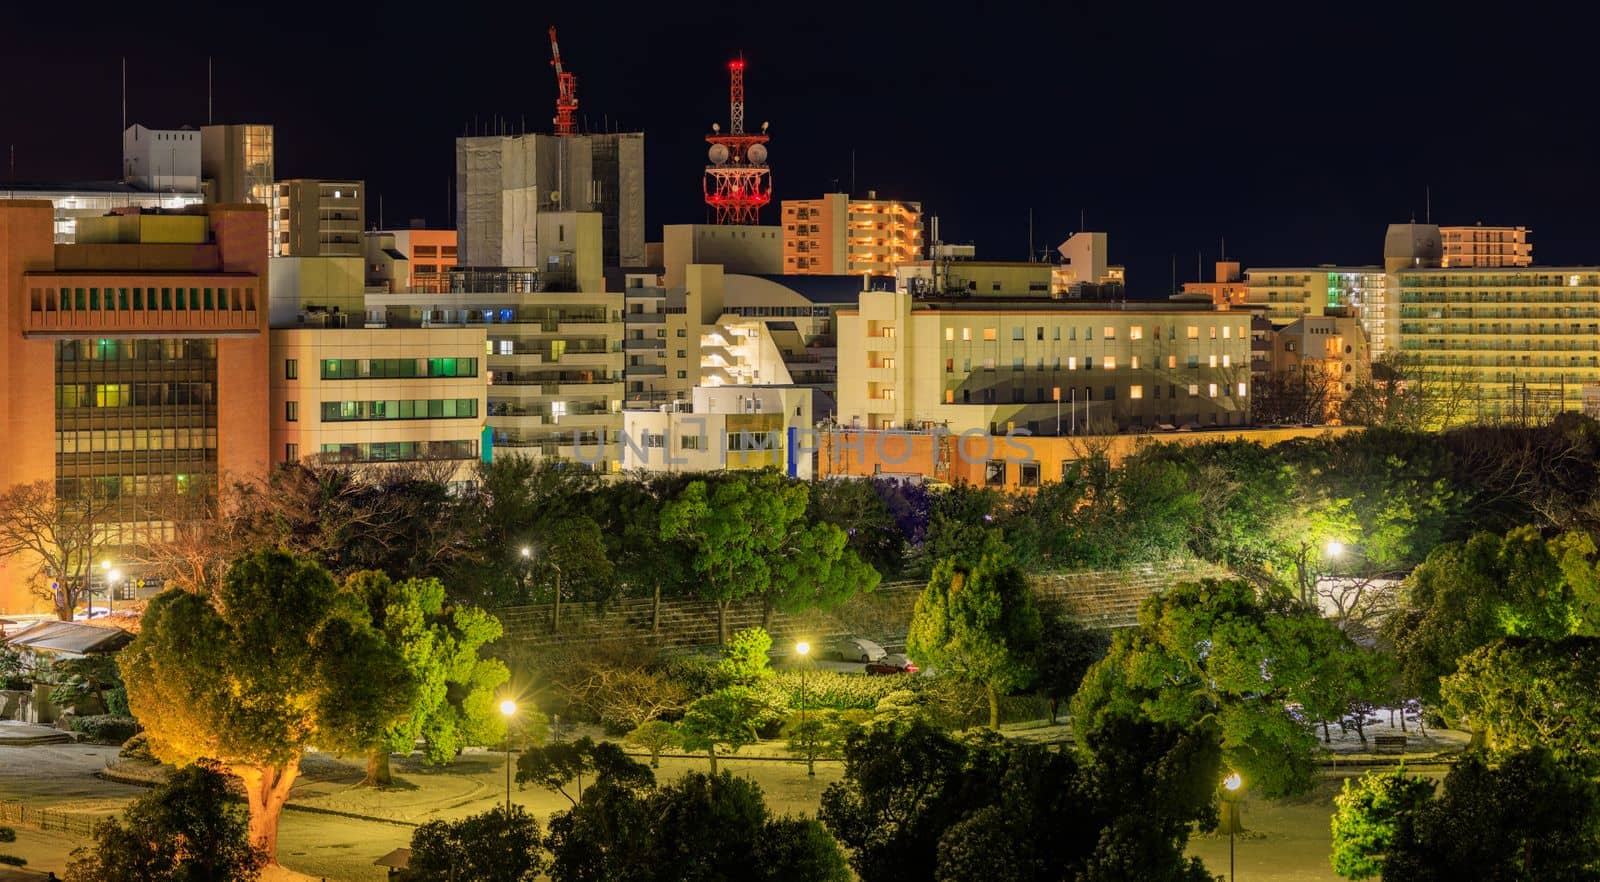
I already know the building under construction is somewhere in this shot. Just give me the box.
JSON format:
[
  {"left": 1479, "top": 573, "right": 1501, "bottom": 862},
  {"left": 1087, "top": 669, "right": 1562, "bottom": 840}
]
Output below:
[
  {"left": 455, "top": 132, "right": 645, "bottom": 269},
  {"left": 455, "top": 29, "right": 645, "bottom": 270}
]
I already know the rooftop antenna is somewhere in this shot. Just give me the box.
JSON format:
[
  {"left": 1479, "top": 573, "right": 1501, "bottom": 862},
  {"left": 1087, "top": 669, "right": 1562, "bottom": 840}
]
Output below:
[
  {"left": 1028, "top": 208, "right": 1034, "bottom": 262},
  {"left": 1426, "top": 185, "right": 1432, "bottom": 224},
  {"left": 121, "top": 57, "right": 126, "bottom": 142},
  {"left": 850, "top": 149, "right": 855, "bottom": 197},
  {"left": 208, "top": 57, "right": 213, "bottom": 125},
  {"left": 1079, "top": 208, "right": 1085, "bottom": 233},
  {"left": 1220, "top": 235, "right": 1226, "bottom": 261}
]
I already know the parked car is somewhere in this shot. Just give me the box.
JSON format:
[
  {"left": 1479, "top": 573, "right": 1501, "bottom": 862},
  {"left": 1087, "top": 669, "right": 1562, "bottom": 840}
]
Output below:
[
  {"left": 865, "top": 653, "right": 919, "bottom": 675},
  {"left": 822, "top": 636, "right": 887, "bottom": 663}
]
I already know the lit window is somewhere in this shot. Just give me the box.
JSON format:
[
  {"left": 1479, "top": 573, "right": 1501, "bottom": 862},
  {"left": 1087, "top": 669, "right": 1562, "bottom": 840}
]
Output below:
[
  {"left": 1103, "top": 326, "right": 1116, "bottom": 340},
  {"left": 1208, "top": 383, "right": 1218, "bottom": 397},
  {"left": 1187, "top": 326, "right": 1199, "bottom": 340},
  {"left": 1068, "top": 356, "right": 1077, "bottom": 370},
  {"left": 1209, "top": 355, "right": 1218, "bottom": 368},
  {"left": 1131, "top": 355, "right": 1141, "bottom": 370},
  {"left": 1167, "top": 355, "right": 1177, "bottom": 369},
  {"left": 551, "top": 401, "right": 568, "bottom": 418},
  {"left": 962, "top": 327, "right": 972, "bottom": 341},
  {"left": 1209, "top": 326, "right": 1218, "bottom": 340},
  {"left": 1222, "top": 354, "right": 1231, "bottom": 367},
  {"left": 983, "top": 327, "right": 998, "bottom": 341},
  {"left": 1129, "top": 326, "right": 1143, "bottom": 340},
  {"left": 945, "top": 327, "right": 954, "bottom": 341},
  {"left": 1103, "top": 356, "right": 1116, "bottom": 370},
  {"left": 945, "top": 389, "right": 954, "bottom": 403},
  {"left": 1222, "top": 325, "right": 1231, "bottom": 339},
  {"left": 1130, "top": 385, "right": 1143, "bottom": 399},
  {"left": 1188, "top": 384, "right": 1200, "bottom": 396},
  {"left": 1237, "top": 382, "right": 1248, "bottom": 397}
]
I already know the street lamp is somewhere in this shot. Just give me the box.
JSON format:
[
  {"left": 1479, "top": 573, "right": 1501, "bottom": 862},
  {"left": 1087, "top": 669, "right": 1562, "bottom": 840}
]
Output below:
[
  {"left": 796, "top": 641, "right": 813, "bottom": 777},
  {"left": 1325, "top": 540, "right": 1345, "bottom": 558},
  {"left": 106, "top": 569, "right": 121, "bottom": 614},
  {"left": 520, "top": 546, "right": 563, "bottom": 632},
  {"left": 500, "top": 699, "right": 517, "bottom": 813},
  {"left": 1222, "top": 771, "right": 1243, "bottom": 882}
]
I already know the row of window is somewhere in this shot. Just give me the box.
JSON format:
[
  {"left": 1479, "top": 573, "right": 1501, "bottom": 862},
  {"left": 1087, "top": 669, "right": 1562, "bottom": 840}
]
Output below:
[
  {"left": 944, "top": 354, "right": 1237, "bottom": 372},
  {"left": 58, "top": 382, "right": 214, "bottom": 408},
  {"left": 59, "top": 339, "right": 217, "bottom": 362},
  {"left": 36, "top": 286, "right": 255, "bottom": 313},
  {"left": 304, "top": 358, "right": 480, "bottom": 380},
  {"left": 943, "top": 382, "right": 1248, "bottom": 404},
  {"left": 940, "top": 323, "right": 1247, "bottom": 343},
  {"left": 57, "top": 427, "right": 217, "bottom": 454},
  {"left": 313, "top": 398, "right": 478, "bottom": 422},
  {"left": 316, "top": 439, "right": 478, "bottom": 463}
]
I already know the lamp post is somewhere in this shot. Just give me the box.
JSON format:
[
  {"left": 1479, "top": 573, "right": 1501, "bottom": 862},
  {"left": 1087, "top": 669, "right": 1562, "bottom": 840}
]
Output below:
[
  {"left": 106, "top": 569, "right": 121, "bottom": 614},
  {"left": 1222, "top": 771, "right": 1243, "bottom": 882},
  {"left": 500, "top": 699, "right": 517, "bottom": 813},
  {"left": 796, "top": 641, "right": 813, "bottom": 776},
  {"left": 521, "top": 546, "right": 562, "bottom": 633}
]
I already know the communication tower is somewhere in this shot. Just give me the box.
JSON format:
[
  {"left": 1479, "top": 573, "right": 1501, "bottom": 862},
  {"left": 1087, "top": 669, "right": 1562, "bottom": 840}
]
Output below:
[{"left": 703, "top": 58, "right": 771, "bottom": 224}]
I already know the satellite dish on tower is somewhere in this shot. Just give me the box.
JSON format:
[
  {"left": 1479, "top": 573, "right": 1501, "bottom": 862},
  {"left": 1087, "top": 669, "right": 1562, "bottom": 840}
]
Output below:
[
  {"left": 746, "top": 143, "right": 767, "bottom": 164},
  {"left": 548, "top": 190, "right": 562, "bottom": 206},
  {"left": 708, "top": 143, "right": 730, "bottom": 165},
  {"left": 711, "top": 122, "right": 721, "bottom": 133}
]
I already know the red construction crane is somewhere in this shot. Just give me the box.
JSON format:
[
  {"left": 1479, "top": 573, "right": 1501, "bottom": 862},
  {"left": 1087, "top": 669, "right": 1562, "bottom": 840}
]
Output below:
[{"left": 548, "top": 26, "right": 578, "bottom": 136}]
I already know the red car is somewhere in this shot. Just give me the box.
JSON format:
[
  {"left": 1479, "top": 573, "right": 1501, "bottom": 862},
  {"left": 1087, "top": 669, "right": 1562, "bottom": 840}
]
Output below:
[{"left": 865, "top": 653, "right": 919, "bottom": 675}]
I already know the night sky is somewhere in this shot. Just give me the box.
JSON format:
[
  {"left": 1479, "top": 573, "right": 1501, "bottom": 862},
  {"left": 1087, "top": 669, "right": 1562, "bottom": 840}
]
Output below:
[{"left": 5, "top": 2, "right": 1596, "bottom": 295}]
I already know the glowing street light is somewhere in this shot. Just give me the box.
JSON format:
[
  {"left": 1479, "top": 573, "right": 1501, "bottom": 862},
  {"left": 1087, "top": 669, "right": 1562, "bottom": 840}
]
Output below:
[
  {"left": 1325, "top": 540, "right": 1345, "bottom": 557},
  {"left": 1222, "top": 772, "right": 1243, "bottom": 881},
  {"left": 500, "top": 699, "right": 517, "bottom": 812},
  {"left": 796, "top": 641, "right": 813, "bottom": 777}
]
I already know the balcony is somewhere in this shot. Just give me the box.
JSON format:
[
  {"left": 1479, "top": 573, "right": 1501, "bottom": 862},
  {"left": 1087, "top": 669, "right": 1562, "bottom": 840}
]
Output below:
[
  {"left": 623, "top": 338, "right": 666, "bottom": 350},
  {"left": 863, "top": 334, "right": 896, "bottom": 351}
]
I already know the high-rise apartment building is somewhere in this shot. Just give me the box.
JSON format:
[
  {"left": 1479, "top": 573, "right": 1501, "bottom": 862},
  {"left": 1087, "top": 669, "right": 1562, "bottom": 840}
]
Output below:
[
  {"left": 0, "top": 200, "right": 270, "bottom": 613},
  {"left": 1394, "top": 266, "right": 1600, "bottom": 422},
  {"left": 780, "top": 192, "right": 923, "bottom": 276},
  {"left": 274, "top": 180, "right": 363, "bottom": 257},
  {"left": 1440, "top": 224, "right": 1532, "bottom": 267},
  {"left": 455, "top": 133, "right": 645, "bottom": 269}
]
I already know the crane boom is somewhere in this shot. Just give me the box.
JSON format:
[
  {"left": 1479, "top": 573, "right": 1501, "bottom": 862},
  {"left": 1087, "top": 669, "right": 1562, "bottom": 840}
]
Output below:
[{"left": 548, "top": 26, "right": 578, "bottom": 136}]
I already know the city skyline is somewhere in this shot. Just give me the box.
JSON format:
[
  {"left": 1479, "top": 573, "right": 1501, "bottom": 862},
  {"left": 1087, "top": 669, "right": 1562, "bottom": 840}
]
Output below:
[{"left": 6, "top": 2, "right": 1596, "bottom": 292}]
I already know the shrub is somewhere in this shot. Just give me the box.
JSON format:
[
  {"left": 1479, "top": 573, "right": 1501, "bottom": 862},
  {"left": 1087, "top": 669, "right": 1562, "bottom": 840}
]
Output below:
[
  {"left": 70, "top": 714, "right": 137, "bottom": 745},
  {"left": 103, "top": 687, "right": 129, "bottom": 717},
  {"left": 118, "top": 732, "right": 154, "bottom": 761},
  {"left": 770, "top": 670, "right": 908, "bottom": 711}
]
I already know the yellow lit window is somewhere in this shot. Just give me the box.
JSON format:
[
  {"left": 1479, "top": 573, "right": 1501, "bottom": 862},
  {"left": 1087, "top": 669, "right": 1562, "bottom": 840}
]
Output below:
[
  {"left": 1130, "top": 385, "right": 1144, "bottom": 399},
  {"left": 1237, "top": 382, "right": 1248, "bottom": 396},
  {"left": 945, "top": 389, "right": 954, "bottom": 403},
  {"left": 983, "top": 327, "right": 997, "bottom": 341},
  {"left": 1187, "top": 326, "right": 1200, "bottom": 340},
  {"left": 1222, "top": 325, "right": 1231, "bottom": 339},
  {"left": 945, "top": 327, "right": 954, "bottom": 341},
  {"left": 1129, "top": 326, "right": 1143, "bottom": 340},
  {"left": 1103, "top": 356, "right": 1116, "bottom": 370},
  {"left": 1131, "top": 355, "right": 1141, "bottom": 369},
  {"left": 1209, "top": 355, "right": 1218, "bottom": 368},
  {"left": 1103, "top": 326, "right": 1116, "bottom": 340},
  {"left": 1208, "top": 383, "right": 1219, "bottom": 397},
  {"left": 962, "top": 327, "right": 972, "bottom": 341},
  {"left": 1222, "top": 355, "right": 1231, "bottom": 367},
  {"left": 1167, "top": 355, "right": 1177, "bottom": 369},
  {"left": 1068, "top": 356, "right": 1078, "bottom": 370}
]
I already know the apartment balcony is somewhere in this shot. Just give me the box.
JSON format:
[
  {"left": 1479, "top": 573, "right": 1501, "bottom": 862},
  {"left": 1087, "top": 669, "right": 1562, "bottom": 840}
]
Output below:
[
  {"left": 863, "top": 334, "right": 896, "bottom": 351},
  {"left": 625, "top": 364, "right": 667, "bottom": 377},
  {"left": 624, "top": 338, "right": 666, "bottom": 350},
  {"left": 624, "top": 312, "right": 666, "bottom": 324},
  {"left": 864, "top": 396, "right": 897, "bottom": 414}
]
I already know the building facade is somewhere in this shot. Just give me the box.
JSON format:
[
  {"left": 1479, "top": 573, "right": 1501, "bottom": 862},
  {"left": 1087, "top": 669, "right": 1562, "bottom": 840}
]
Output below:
[
  {"left": 1394, "top": 266, "right": 1600, "bottom": 422},
  {"left": 1265, "top": 314, "right": 1370, "bottom": 421},
  {"left": 836, "top": 292, "right": 1253, "bottom": 436},
  {"left": 275, "top": 180, "right": 364, "bottom": 257},
  {"left": 365, "top": 229, "right": 458, "bottom": 292},
  {"left": 270, "top": 327, "right": 487, "bottom": 483},
  {"left": 0, "top": 201, "right": 270, "bottom": 612},
  {"left": 455, "top": 133, "right": 645, "bottom": 269},
  {"left": 1440, "top": 224, "right": 1532, "bottom": 268},
  {"left": 122, "top": 125, "right": 202, "bottom": 193},
  {"left": 620, "top": 385, "right": 813, "bottom": 477},
  {"left": 1243, "top": 267, "right": 1392, "bottom": 359},
  {"left": 781, "top": 192, "right": 923, "bottom": 276}
]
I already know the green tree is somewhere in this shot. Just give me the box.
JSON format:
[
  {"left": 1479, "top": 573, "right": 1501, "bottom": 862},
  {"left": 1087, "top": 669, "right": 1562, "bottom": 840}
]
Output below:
[
  {"left": 808, "top": 477, "right": 906, "bottom": 578},
  {"left": 678, "top": 686, "right": 767, "bottom": 774},
  {"left": 518, "top": 737, "right": 653, "bottom": 805},
  {"left": 407, "top": 805, "right": 545, "bottom": 882},
  {"left": 1440, "top": 636, "right": 1600, "bottom": 757},
  {"left": 46, "top": 655, "right": 122, "bottom": 714},
  {"left": 1388, "top": 527, "right": 1600, "bottom": 704},
  {"left": 0, "top": 828, "right": 20, "bottom": 868},
  {"left": 661, "top": 473, "right": 874, "bottom": 643},
  {"left": 119, "top": 551, "right": 412, "bottom": 862},
  {"left": 1072, "top": 579, "right": 1357, "bottom": 798},
  {"left": 423, "top": 602, "right": 514, "bottom": 758},
  {"left": 718, "top": 626, "right": 774, "bottom": 687},
  {"left": 1329, "top": 766, "right": 1437, "bottom": 880},
  {"left": 625, "top": 720, "right": 681, "bottom": 768},
  {"left": 1375, "top": 750, "right": 1600, "bottom": 882},
  {"left": 907, "top": 533, "right": 1042, "bottom": 728},
  {"left": 1033, "top": 606, "right": 1110, "bottom": 724},
  {"left": 63, "top": 763, "right": 266, "bottom": 882}
]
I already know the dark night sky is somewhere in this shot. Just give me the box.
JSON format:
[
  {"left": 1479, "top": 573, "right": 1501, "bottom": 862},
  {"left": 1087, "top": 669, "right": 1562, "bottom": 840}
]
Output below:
[{"left": 3, "top": 1, "right": 1595, "bottom": 295}]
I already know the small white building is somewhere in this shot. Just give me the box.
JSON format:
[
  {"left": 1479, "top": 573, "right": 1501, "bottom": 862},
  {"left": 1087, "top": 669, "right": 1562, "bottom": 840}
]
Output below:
[
  {"left": 122, "top": 124, "right": 203, "bottom": 193},
  {"left": 621, "top": 385, "right": 813, "bottom": 478}
]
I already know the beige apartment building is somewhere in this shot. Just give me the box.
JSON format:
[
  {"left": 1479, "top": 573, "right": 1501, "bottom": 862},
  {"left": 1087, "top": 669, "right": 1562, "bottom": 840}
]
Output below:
[
  {"left": 1243, "top": 267, "right": 1392, "bottom": 359},
  {"left": 837, "top": 292, "right": 1253, "bottom": 435},
  {"left": 1395, "top": 266, "right": 1600, "bottom": 422},
  {"left": 620, "top": 385, "right": 813, "bottom": 477},
  {"left": 1440, "top": 224, "right": 1532, "bottom": 267},
  {"left": 1266, "top": 315, "right": 1370, "bottom": 421},
  {"left": 781, "top": 193, "right": 923, "bottom": 276},
  {"left": 271, "top": 327, "right": 487, "bottom": 483}
]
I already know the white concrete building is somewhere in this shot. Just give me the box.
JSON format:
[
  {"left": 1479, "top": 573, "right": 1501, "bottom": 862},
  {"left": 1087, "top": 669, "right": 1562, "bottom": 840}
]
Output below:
[{"left": 620, "top": 385, "right": 813, "bottom": 477}]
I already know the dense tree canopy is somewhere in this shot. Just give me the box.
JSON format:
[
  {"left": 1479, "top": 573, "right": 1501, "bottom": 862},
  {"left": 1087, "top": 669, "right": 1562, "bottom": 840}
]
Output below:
[{"left": 120, "top": 550, "right": 413, "bottom": 861}]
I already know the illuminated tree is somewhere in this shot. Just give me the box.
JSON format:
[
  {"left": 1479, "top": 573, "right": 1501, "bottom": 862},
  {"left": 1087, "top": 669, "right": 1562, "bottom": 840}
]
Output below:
[
  {"left": 119, "top": 551, "right": 411, "bottom": 862},
  {"left": 0, "top": 480, "right": 117, "bottom": 620}
]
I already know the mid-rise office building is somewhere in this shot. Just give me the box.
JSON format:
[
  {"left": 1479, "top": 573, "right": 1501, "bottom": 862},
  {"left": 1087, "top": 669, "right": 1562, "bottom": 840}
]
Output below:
[
  {"left": 781, "top": 192, "right": 923, "bottom": 276},
  {"left": 837, "top": 291, "right": 1253, "bottom": 435},
  {"left": 365, "top": 229, "right": 458, "bottom": 293},
  {"left": 0, "top": 201, "right": 270, "bottom": 612},
  {"left": 1242, "top": 266, "right": 1392, "bottom": 359},
  {"left": 1440, "top": 224, "right": 1532, "bottom": 268},
  {"left": 200, "top": 124, "right": 274, "bottom": 206},
  {"left": 455, "top": 132, "right": 645, "bottom": 269},
  {"left": 275, "top": 179, "right": 363, "bottom": 257}
]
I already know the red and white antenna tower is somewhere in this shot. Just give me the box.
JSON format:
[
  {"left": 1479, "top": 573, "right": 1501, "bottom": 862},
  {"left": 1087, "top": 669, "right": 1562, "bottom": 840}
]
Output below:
[
  {"left": 549, "top": 26, "right": 578, "bottom": 136},
  {"left": 703, "top": 57, "right": 771, "bottom": 224}
]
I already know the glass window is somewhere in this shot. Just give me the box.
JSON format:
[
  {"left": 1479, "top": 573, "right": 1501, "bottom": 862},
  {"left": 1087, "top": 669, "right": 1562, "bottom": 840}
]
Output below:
[
  {"left": 983, "top": 327, "right": 997, "bottom": 341},
  {"left": 285, "top": 359, "right": 298, "bottom": 380},
  {"left": 1130, "top": 385, "right": 1143, "bottom": 399},
  {"left": 1020, "top": 462, "right": 1040, "bottom": 488},
  {"left": 985, "top": 460, "right": 1007, "bottom": 487},
  {"left": 1187, "top": 326, "right": 1199, "bottom": 340},
  {"left": 1103, "top": 326, "right": 1116, "bottom": 340},
  {"left": 1102, "top": 356, "right": 1116, "bottom": 370},
  {"left": 1129, "top": 326, "right": 1143, "bottom": 340},
  {"left": 285, "top": 401, "right": 298, "bottom": 422}
]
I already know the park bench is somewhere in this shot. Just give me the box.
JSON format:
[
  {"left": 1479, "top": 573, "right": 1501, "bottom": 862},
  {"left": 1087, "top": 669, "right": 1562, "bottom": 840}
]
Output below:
[{"left": 1374, "top": 735, "right": 1406, "bottom": 755}]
